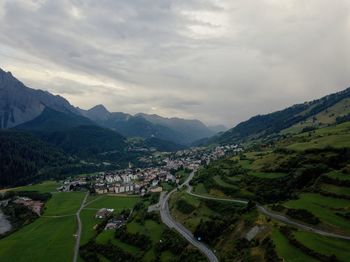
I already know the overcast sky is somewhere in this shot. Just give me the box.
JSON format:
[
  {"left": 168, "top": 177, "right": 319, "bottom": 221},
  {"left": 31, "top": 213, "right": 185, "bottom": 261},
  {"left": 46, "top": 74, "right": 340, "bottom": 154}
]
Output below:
[{"left": 0, "top": 0, "right": 349, "bottom": 126}]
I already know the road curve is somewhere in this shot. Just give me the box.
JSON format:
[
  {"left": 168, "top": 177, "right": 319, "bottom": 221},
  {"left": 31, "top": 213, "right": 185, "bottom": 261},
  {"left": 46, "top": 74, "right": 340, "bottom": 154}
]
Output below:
[
  {"left": 185, "top": 173, "right": 350, "bottom": 241},
  {"left": 73, "top": 192, "right": 89, "bottom": 262},
  {"left": 160, "top": 189, "right": 219, "bottom": 262}
]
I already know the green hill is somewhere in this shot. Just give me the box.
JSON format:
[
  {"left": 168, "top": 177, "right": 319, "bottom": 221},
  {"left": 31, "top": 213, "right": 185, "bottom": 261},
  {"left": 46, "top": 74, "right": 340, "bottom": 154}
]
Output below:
[{"left": 216, "top": 87, "right": 350, "bottom": 144}]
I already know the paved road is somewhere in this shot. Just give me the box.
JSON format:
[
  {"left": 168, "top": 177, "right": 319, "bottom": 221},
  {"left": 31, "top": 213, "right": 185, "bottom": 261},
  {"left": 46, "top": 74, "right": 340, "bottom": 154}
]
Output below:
[
  {"left": 185, "top": 173, "right": 350, "bottom": 241},
  {"left": 73, "top": 192, "right": 89, "bottom": 262},
  {"left": 160, "top": 188, "right": 219, "bottom": 262}
]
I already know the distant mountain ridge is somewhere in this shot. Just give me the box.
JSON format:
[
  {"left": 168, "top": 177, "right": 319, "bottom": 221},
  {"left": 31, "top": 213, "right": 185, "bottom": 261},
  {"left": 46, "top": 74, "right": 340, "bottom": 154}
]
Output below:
[
  {"left": 215, "top": 87, "right": 350, "bottom": 144},
  {"left": 0, "top": 68, "right": 218, "bottom": 145},
  {"left": 80, "top": 105, "right": 216, "bottom": 145}
]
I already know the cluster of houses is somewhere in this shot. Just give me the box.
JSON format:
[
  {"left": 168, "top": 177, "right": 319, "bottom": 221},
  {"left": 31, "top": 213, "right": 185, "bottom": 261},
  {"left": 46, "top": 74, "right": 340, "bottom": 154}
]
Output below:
[
  {"left": 95, "top": 208, "right": 128, "bottom": 230},
  {"left": 60, "top": 144, "right": 241, "bottom": 196}
]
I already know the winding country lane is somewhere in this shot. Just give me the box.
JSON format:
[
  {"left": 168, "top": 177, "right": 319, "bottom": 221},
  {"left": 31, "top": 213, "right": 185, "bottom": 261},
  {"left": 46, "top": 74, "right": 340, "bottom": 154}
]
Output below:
[
  {"left": 185, "top": 172, "right": 350, "bottom": 241},
  {"left": 73, "top": 192, "right": 89, "bottom": 262}
]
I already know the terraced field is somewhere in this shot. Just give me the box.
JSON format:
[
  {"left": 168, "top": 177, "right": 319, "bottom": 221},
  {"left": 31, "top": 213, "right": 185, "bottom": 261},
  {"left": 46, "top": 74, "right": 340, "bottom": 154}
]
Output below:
[{"left": 284, "top": 193, "right": 350, "bottom": 234}]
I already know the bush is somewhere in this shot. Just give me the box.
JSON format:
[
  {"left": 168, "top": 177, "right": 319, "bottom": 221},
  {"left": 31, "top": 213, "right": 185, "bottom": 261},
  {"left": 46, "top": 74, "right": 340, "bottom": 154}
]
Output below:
[
  {"left": 176, "top": 199, "right": 195, "bottom": 214},
  {"left": 115, "top": 227, "right": 151, "bottom": 250},
  {"left": 286, "top": 208, "right": 320, "bottom": 225}
]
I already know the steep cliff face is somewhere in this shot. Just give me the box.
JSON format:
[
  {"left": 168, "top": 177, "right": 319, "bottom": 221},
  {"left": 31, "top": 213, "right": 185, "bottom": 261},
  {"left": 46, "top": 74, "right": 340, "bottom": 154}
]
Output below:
[{"left": 0, "top": 68, "right": 80, "bottom": 128}]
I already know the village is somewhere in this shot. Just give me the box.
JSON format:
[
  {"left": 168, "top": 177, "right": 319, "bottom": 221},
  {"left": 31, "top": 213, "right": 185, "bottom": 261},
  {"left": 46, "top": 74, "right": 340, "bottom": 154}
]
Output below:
[{"left": 59, "top": 144, "right": 242, "bottom": 196}]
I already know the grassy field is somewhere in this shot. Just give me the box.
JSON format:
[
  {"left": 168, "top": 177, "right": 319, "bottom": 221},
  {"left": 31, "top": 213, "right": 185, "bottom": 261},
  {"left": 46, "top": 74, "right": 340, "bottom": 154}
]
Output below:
[
  {"left": 320, "top": 183, "right": 350, "bottom": 196},
  {"left": 44, "top": 192, "right": 86, "bottom": 216},
  {"left": 0, "top": 215, "right": 77, "bottom": 262},
  {"left": 193, "top": 183, "right": 209, "bottom": 195},
  {"left": 0, "top": 188, "right": 86, "bottom": 262},
  {"left": 284, "top": 193, "right": 350, "bottom": 233},
  {"left": 326, "top": 170, "right": 350, "bottom": 181},
  {"left": 80, "top": 209, "right": 99, "bottom": 245},
  {"left": 271, "top": 228, "right": 316, "bottom": 262},
  {"left": 127, "top": 219, "right": 165, "bottom": 243},
  {"left": 288, "top": 133, "right": 350, "bottom": 150},
  {"left": 8, "top": 181, "right": 60, "bottom": 193},
  {"left": 294, "top": 231, "right": 350, "bottom": 262},
  {"left": 84, "top": 195, "right": 140, "bottom": 211}
]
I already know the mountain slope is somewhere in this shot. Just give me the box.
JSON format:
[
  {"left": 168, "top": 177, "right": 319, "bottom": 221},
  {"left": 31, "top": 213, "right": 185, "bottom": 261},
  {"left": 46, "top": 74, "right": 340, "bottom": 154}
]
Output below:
[
  {"left": 0, "top": 130, "right": 69, "bottom": 187},
  {"left": 16, "top": 107, "right": 94, "bottom": 132},
  {"left": 0, "top": 68, "right": 81, "bottom": 128},
  {"left": 82, "top": 109, "right": 192, "bottom": 145},
  {"left": 216, "top": 87, "right": 350, "bottom": 144},
  {"left": 136, "top": 113, "right": 215, "bottom": 143},
  {"left": 144, "top": 137, "right": 186, "bottom": 152},
  {"left": 79, "top": 104, "right": 111, "bottom": 122},
  {"left": 39, "top": 125, "right": 127, "bottom": 158},
  {"left": 15, "top": 107, "right": 127, "bottom": 158}
]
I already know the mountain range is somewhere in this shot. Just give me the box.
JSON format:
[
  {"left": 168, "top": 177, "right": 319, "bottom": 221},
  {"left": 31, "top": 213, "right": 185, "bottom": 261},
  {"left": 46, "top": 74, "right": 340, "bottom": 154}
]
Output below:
[
  {"left": 1, "top": 67, "right": 350, "bottom": 188},
  {"left": 0, "top": 68, "right": 218, "bottom": 147}
]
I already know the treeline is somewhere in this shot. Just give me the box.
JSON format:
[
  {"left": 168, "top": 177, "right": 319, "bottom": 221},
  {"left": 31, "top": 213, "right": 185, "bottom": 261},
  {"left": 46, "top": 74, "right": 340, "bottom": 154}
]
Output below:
[
  {"left": 0, "top": 190, "right": 52, "bottom": 202},
  {"left": 286, "top": 208, "right": 320, "bottom": 225},
  {"left": 155, "top": 229, "right": 206, "bottom": 262},
  {"left": 336, "top": 113, "right": 350, "bottom": 124},
  {"left": 176, "top": 199, "right": 196, "bottom": 214},
  {"left": 80, "top": 240, "right": 139, "bottom": 262},
  {"left": 115, "top": 227, "right": 151, "bottom": 250},
  {"left": 194, "top": 216, "right": 235, "bottom": 245},
  {"left": 320, "top": 175, "right": 350, "bottom": 187}
]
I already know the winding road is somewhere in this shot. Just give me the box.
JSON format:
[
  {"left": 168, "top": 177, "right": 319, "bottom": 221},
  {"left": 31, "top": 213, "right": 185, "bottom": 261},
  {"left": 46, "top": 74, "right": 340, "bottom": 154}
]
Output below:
[
  {"left": 160, "top": 171, "right": 350, "bottom": 262},
  {"left": 185, "top": 172, "right": 350, "bottom": 241},
  {"left": 160, "top": 188, "right": 219, "bottom": 262},
  {"left": 73, "top": 192, "right": 89, "bottom": 262}
]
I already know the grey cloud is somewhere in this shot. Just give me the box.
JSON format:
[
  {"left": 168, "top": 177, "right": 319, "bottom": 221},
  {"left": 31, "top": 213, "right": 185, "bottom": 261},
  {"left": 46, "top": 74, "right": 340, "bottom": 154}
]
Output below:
[{"left": 0, "top": 0, "right": 349, "bottom": 125}]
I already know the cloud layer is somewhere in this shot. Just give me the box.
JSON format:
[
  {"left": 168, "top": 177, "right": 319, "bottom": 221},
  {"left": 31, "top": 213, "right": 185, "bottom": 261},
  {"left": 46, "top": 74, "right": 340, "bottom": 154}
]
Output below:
[{"left": 0, "top": 0, "right": 349, "bottom": 126}]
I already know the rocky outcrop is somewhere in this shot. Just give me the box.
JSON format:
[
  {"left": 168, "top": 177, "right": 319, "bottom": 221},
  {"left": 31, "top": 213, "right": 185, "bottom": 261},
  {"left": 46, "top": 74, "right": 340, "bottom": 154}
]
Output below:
[{"left": 0, "top": 68, "right": 80, "bottom": 128}]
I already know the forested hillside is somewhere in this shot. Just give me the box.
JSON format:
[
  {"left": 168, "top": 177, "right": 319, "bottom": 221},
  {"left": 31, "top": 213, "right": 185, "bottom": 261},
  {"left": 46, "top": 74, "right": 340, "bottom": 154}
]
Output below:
[
  {"left": 15, "top": 107, "right": 127, "bottom": 159},
  {"left": 0, "top": 131, "right": 69, "bottom": 187}
]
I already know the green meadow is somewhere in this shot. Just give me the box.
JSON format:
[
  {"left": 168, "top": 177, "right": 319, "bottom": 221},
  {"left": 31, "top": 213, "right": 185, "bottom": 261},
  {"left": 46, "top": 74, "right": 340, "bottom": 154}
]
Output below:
[
  {"left": 0, "top": 216, "right": 77, "bottom": 262},
  {"left": 0, "top": 188, "right": 83, "bottom": 262},
  {"left": 44, "top": 192, "right": 86, "bottom": 216},
  {"left": 84, "top": 195, "right": 140, "bottom": 211},
  {"left": 11, "top": 180, "right": 60, "bottom": 193}
]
